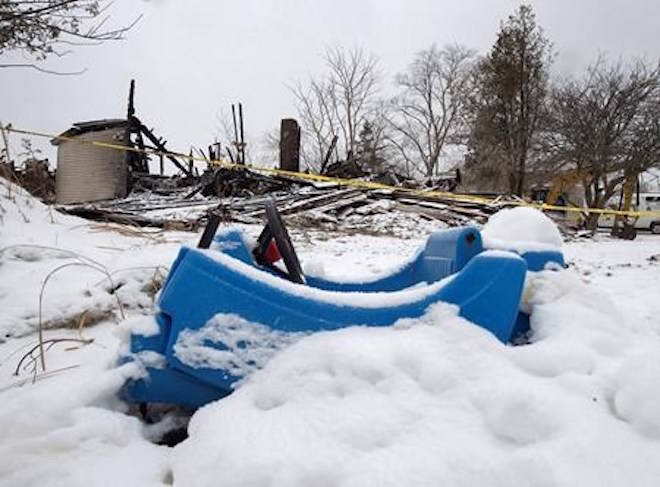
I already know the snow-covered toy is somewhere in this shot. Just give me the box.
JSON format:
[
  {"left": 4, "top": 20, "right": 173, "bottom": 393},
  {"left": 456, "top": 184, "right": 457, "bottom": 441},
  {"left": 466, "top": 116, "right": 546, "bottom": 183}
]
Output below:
[
  {"left": 121, "top": 203, "right": 563, "bottom": 409},
  {"left": 481, "top": 206, "right": 565, "bottom": 272}
]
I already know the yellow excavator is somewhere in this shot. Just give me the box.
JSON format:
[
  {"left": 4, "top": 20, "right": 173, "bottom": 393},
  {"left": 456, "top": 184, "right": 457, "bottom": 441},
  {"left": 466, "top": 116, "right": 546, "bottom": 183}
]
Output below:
[
  {"left": 544, "top": 169, "right": 593, "bottom": 208},
  {"left": 540, "top": 169, "right": 593, "bottom": 227},
  {"left": 543, "top": 169, "right": 638, "bottom": 240}
]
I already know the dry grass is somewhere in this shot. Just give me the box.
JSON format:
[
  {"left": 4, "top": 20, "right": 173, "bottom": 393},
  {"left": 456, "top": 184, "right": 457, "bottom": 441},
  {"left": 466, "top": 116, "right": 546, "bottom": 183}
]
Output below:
[
  {"left": 87, "top": 222, "right": 167, "bottom": 242},
  {"left": 0, "top": 245, "right": 125, "bottom": 373},
  {"left": 37, "top": 260, "right": 125, "bottom": 371}
]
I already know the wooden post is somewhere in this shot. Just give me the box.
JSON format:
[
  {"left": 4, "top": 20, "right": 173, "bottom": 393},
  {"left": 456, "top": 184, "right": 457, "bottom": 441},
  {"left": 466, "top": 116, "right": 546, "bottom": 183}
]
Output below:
[
  {"left": 239, "top": 102, "right": 245, "bottom": 164},
  {"left": 320, "top": 135, "right": 339, "bottom": 174},
  {"left": 198, "top": 213, "right": 221, "bottom": 249},
  {"left": 0, "top": 121, "right": 11, "bottom": 165},
  {"left": 126, "top": 82, "right": 139, "bottom": 176},
  {"left": 231, "top": 104, "right": 240, "bottom": 164},
  {"left": 159, "top": 154, "right": 164, "bottom": 176},
  {"left": 280, "top": 118, "right": 300, "bottom": 173},
  {"left": 226, "top": 147, "right": 235, "bottom": 164},
  {"left": 135, "top": 130, "right": 149, "bottom": 173},
  {"left": 127, "top": 79, "right": 136, "bottom": 118}
]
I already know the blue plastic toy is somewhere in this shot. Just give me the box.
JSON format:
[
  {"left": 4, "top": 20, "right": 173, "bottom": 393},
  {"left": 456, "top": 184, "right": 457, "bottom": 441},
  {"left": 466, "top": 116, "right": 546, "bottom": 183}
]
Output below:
[{"left": 121, "top": 205, "right": 563, "bottom": 409}]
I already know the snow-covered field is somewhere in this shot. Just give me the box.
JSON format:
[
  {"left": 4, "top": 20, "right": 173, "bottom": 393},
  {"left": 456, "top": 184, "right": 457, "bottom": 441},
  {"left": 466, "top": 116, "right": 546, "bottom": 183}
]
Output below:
[{"left": 1, "top": 177, "right": 660, "bottom": 487}]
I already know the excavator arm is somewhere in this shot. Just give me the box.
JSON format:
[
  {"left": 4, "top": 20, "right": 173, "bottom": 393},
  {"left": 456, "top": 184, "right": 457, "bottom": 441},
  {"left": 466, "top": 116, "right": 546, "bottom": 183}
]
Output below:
[{"left": 545, "top": 169, "right": 593, "bottom": 206}]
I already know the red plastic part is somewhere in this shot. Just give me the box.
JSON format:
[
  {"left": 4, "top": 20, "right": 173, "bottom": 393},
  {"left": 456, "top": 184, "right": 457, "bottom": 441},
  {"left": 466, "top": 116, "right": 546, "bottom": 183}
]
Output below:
[{"left": 264, "top": 239, "right": 282, "bottom": 264}]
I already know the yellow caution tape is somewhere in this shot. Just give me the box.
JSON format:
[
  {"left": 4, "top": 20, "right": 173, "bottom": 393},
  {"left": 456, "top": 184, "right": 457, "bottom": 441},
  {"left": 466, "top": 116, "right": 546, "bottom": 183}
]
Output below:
[{"left": 4, "top": 125, "right": 660, "bottom": 218}]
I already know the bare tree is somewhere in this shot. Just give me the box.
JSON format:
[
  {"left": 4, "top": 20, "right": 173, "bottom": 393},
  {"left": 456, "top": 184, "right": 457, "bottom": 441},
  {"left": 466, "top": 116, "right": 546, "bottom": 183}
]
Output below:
[
  {"left": 324, "top": 46, "right": 380, "bottom": 157},
  {"left": 0, "top": 1, "right": 139, "bottom": 73},
  {"left": 290, "top": 46, "right": 380, "bottom": 170},
  {"left": 260, "top": 127, "right": 281, "bottom": 168},
  {"left": 466, "top": 4, "right": 553, "bottom": 195},
  {"left": 387, "top": 44, "right": 475, "bottom": 179},
  {"left": 545, "top": 56, "right": 660, "bottom": 229},
  {"left": 289, "top": 79, "right": 336, "bottom": 171}
]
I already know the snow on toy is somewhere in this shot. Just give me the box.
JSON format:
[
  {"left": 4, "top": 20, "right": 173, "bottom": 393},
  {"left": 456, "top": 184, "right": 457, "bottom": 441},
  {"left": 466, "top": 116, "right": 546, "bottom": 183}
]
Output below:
[
  {"left": 121, "top": 203, "right": 563, "bottom": 409},
  {"left": 481, "top": 206, "right": 565, "bottom": 271}
]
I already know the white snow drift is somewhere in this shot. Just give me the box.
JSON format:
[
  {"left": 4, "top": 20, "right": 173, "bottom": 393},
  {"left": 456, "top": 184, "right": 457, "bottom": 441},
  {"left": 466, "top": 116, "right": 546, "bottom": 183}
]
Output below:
[{"left": 171, "top": 271, "right": 660, "bottom": 487}]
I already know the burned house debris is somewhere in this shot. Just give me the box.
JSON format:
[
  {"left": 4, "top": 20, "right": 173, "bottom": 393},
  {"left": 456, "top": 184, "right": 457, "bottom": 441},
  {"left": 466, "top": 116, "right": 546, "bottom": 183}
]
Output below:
[
  {"left": 0, "top": 156, "right": 55, "bottom": 203},
  {"left": 55, "top": 162, "right": 523, "bottom": 236},
  {"left": 1, "top": 80, "right": 586, "bottom": 237},
  {"left": 0, "top": 125, "right": 56, "bottom": 203},
  {"left": 52, "top": 80, "right": 196, "bottom": 206}
]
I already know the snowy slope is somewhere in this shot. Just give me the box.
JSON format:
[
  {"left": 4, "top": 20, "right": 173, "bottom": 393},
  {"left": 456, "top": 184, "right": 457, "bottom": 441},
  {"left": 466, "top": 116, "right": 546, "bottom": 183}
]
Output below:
[
  {"left": 0, "top": 178, "right": 197, "bottom": 341},
  {"left": 172, "top": 264, "right": 660, "bottom": 487},
  {"left": 1, "top": 177, "right": 660, "bottom": 487}
]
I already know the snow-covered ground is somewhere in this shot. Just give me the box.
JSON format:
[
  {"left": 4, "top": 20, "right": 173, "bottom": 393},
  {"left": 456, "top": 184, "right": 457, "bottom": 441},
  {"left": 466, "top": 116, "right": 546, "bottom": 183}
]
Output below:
[{"left": 1, "top": 177, "right": 660, "bottom": 487}]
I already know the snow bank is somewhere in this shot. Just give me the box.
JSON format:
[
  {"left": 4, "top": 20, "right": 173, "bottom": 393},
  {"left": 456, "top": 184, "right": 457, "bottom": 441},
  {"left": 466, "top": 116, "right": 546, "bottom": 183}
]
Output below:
[
  {"left": 0, "top": 324, "right": 171, "bottom": 487},
  {"left": 0, "top": 179, "right": 185, "bottom": 485},
  {"left": 0, "top": 177, "right": 189, "bottom": 340},
  {"left": 482, "top": 207, "right": 563, "bottom": 252},
  {"left": 172, "top": 272, "right": 660, "bottom": 487}
]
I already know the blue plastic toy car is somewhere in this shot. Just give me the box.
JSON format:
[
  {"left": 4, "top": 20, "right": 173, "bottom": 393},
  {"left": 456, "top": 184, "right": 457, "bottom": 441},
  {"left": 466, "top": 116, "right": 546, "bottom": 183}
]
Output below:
[{"left": 121, "top": 202, "right": 563, "bottom": 409}]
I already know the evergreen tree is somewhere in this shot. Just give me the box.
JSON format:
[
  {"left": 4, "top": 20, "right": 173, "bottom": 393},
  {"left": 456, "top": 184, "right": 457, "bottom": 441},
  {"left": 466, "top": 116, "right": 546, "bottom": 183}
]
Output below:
[
  {"left": 467, "top": 4, "right": 553, "bottom": 195},
  {"left": 356, "top": 120, "right": 385, "bottom": 173}
]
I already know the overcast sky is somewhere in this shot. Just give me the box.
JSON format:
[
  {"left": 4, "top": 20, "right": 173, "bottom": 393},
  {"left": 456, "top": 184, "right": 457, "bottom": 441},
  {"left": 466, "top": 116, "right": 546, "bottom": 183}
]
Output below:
[{"left": 2, "top": 0, "right": 659, "bottom": 166}]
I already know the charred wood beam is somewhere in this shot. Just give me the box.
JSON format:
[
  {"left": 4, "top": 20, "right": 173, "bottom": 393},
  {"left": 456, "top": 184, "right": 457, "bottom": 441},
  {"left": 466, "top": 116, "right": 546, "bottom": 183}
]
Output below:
[
  {"left": 136, "top": 118, "right": 192, "bottom": 176},
  {"left": 241, "top": 189, "right": 360, "bottom": 218},
  {"left": 134, "top": 130, "right": 149, "bottom": 173},
  {"left": 226, "top": 147, "right": 235, "bottom": 164},
  {"left": 127, "top": 79, "right": 136, "bottom": 119},
  {"left": 320, "top": 135, "right": 339, "bottom": 174},
  {"left": 239, "top": 102, "right": 245, "bottom": 164},
  {"left": 57, "top": 207, "right": 199, "bottom": 231},
  {"left": 197, "top": 213, "right": 221, "bottom": 248},
  {"left": 231, "top": 104, "right": 240, "bottom": 164}
]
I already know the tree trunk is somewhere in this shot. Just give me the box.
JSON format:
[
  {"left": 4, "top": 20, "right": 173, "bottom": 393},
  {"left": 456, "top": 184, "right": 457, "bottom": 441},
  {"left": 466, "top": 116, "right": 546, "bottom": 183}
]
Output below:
[
  {"left": 584, "top": 212, "right": 600, "bottom": 232},
  {"left": 515, "top": 153, "right": 526, "bottom": 196}
]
